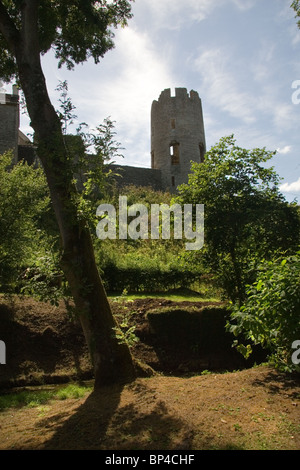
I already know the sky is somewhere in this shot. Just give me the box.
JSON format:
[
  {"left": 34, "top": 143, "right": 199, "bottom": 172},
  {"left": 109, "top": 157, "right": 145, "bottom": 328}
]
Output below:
[{"left": 18, "top": 0, "right": 300, "bottom": 201}]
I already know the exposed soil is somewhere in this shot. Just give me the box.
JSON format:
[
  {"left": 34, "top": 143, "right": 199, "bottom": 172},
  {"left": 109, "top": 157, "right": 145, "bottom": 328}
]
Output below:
[{"left": 0, "top": 295, "right": 299, "bottom": 450}]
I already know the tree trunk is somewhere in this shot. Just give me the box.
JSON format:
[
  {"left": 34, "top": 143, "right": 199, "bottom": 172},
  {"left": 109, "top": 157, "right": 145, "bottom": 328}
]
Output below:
[{"left": 14, "top": 30, "right": 135, "bottom": 388}]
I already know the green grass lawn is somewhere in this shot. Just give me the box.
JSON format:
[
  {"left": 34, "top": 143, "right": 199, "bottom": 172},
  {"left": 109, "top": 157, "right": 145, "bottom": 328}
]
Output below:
[{"left": 108, "top": 287, "right": 222, "bottom": 304}]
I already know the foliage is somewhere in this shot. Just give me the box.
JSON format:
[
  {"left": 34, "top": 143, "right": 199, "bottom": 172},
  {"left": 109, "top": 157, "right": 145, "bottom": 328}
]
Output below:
[
  {"left": 0, "top": 152, "right": 55, "bottom": 292},
  {"left": 176, "top": 135, "right": 300, "bottom": 303},
  {"left": 94, "top": 185, "right": 200, "bottom": 292},
  {"left": 73, "top": 117, "right": 125, "bottom": 224},
  {"left": 20, "top": 251, "right": 67, "bottom": 306},
  {"left": 0, "top": 0, "right": 137, "bottom": 385},
  {"left": 54, "top": 80, "right": 125, "bottom": 225},
  {"left": 100, "top": 258, "right": 201, "bottom": 292},
  {"left": 112, "top": 295, "right": 139, "bottom": 348},
  {"left": 0, "top": 0, "right": 133, "bottom": 81},
  {"left": 227, "top": 252, "right": 300, "bottom": 373},
  {"left": 55, "top": 80, "right": 78, "bottom": 134},
  {"left": 291, "top": 0, "right": 300, "bottom": 29}
]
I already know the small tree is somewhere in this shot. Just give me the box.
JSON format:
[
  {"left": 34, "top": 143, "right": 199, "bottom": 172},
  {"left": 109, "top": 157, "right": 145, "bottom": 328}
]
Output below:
[
  {"left": 227, "top": 253, "right": 300, "bottom": 373},
  {"left": 176, "top": 135, "right": 300, "bottom": 303},
  {"left": 0, "top": 151, "right": 52, "bottom": 291},
  {"left": 55, "top": 80, "right": 78, "bottom": 135}
]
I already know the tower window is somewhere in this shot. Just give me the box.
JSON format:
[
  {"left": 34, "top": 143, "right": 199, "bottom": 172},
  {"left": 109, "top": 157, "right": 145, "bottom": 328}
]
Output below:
[
  {"left": 171, "top": 118, "right": 176, "bottom": 129},
  {"left": 170, "top": 142, "right": 180, "bottom": 165},
  {"left": 172, "top": 176, "right": 175, "bottom": 187}
]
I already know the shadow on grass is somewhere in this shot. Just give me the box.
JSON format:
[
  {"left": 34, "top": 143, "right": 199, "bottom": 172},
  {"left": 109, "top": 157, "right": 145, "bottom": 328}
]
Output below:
[
  {"left": 251, "top": 368, "right": 300, "bottom": 399},
  {"left": 40, "top": 381, "right": 194, "bottom": 450}
]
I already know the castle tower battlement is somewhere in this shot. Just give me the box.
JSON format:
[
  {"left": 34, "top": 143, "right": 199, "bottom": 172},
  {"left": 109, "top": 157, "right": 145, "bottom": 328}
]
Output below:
[{"left": 151, "top": 88, "right": 206, "bottom": 191}]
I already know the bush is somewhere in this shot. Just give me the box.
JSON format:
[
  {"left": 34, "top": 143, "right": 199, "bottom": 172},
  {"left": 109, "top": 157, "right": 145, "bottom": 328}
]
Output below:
[
  {"left": 93, "top": 184, "right": 200, "bottom": 293},
  {"left": 101, "top": 260, "right": 200, "bottom": 292},
  {"left": 0, "top": 152, "right": 55, "bottom": 292},
  {"left": 227, "top": 252, "right": 300, "bottom": 373}
]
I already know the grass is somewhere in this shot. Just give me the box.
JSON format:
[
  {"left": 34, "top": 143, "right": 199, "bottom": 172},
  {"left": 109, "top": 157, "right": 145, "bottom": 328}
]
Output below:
[
  {"left": 108, "top": 286, "right": 222, "bottom": 304},
  {"left": 0, "top": 383, "right": 92, "bottom": 411}
]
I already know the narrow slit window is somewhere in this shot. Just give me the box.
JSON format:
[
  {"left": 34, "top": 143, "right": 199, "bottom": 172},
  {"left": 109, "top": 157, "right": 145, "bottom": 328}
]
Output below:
[
  {"left": 171, "top": 176, "right": 175, "bottom": 187},
  {"left": 170, "top": 143, "right": 180, "bottom": 165},
  {"left": 171, "top": 118, "right": 176, "bottom": 129}
]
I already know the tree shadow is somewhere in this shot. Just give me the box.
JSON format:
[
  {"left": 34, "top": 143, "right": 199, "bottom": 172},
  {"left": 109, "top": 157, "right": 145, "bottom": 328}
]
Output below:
[
  {"left": 40, "top": 381, "right": 194, "bottom": 450},
  {"left": 251, "top": 368, "right": 300, "bottom": 400}
]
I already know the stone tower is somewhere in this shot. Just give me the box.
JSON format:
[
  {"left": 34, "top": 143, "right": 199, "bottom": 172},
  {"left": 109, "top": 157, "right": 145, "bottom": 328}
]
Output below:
[
  {"left": 151, "top": 88, "right": 206, "bottom": 191},
  {"left": 0, "top": 83, "right": 19, "bottom": 162}
]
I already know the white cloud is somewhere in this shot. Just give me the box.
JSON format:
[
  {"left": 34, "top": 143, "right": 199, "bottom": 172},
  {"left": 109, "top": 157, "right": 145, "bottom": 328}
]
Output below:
[
  {"left": 230, "top": 0, "right": 257, "bottom": 11},
  {"left": 291, "top": 29, "right": 300, "bottom": 46},
  {"left": 251, "top": 41, "right": 275, "bottom": 83},
  {"left": 193, "top": 48, "right": 257, "bottom": 124},
  {"left": 134, "top": 0, "right": 257, "bottom": 30},
  {"left": 135, "top": 0, "right": 223, "bottom": 30},
  {"left": 66, "top": 27, "right": 175, "bottom": 166},
  {"left": 277, "top": 146, "right": 292, "bottom": 154},
  {"left": 272, "top": 103, "right": 297, "bottom": 130},
  {"left": 280, "top": 177, "right": 300, "bottom": 193}
]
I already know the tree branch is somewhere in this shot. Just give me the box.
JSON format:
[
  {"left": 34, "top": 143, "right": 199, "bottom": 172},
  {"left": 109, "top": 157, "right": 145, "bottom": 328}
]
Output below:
[{"left": 0, "top": 1, "right": 20, "bottom": 53}]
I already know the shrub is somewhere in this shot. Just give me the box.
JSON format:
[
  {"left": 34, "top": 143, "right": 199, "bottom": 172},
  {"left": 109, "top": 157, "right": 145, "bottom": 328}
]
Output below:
[{"left": 227, "top": 252, "right": 300, "bottom": 373}]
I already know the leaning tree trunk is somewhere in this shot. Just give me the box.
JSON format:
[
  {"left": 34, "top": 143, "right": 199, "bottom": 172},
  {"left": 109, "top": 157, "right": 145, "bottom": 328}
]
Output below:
[{"left": 15, "top": 38, "right": 136, "bottom": 389}]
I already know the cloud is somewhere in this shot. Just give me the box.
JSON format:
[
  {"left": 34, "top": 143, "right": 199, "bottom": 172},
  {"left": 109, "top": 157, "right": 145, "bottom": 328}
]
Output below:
[
  {"left": 230, "top": 0, "right": 257, "bottom": 11},
  {"left": 251, "top": 41, "right": 276, "bottom": 83},
  {"left": 193, "top": 48, "right": 257, "bottom": 124},
  {"left": 65, "top": 27, "right": 175, "bottom": 166},
  {"left": 135, "top": 0, "right": 223, "bottom": 30},
  {"left": 280, "top": 177, "right": 300, "bottom": 193},
  {"left": 192, "top": 45, "right": 299, "bottom": 136},
  {"left": 134, "top": 0, "right": 257, "bottom": 30},
  {"left": 277, "top": 146, "right": 292, "bottom": 154}
]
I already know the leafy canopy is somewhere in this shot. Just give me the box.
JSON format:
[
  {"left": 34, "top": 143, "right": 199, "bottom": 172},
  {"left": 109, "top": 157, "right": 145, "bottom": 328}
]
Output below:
[
  {"left": 176, "top": 135, "right": 300, "bottom": 302},
  {"left": 0, "top": 0, "right": 133, "bottom": 81},
  {"left": 0, "top": 151, "right": 54, "bottom": 291},
  {"left": 228, "top": 252, "right": 300, "bottom": 373},
  {"left": 291, "top": 0, "right": 300, "bottom": 29}
]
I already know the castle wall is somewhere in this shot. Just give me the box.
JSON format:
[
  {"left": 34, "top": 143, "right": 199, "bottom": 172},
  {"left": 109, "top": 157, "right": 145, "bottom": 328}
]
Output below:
[
  {"left": 151, "top": 88, "right": 206, "bottom": 191},
  {"left": 0, "top": 86, "right": 206, "bottom": 195},
  {"left": 110, "top": 164, "right": 162, "bottom": 191},
  {"left": 0, "top": 89, "right": 19, "bottom": 162}
]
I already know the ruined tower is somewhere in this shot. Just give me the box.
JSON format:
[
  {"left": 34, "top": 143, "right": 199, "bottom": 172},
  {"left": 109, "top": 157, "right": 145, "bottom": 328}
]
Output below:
[
  {"left": 151, "top": 88, "right": 206, "bottom": 191},
  {"left": 0, "top": 83, "right": 19, "bottom": 162}
]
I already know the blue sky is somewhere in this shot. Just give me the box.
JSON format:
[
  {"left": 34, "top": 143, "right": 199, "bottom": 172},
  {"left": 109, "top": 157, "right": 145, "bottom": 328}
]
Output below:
[{"left": 19, "top": 0, "right": 300, "bottom": 201}]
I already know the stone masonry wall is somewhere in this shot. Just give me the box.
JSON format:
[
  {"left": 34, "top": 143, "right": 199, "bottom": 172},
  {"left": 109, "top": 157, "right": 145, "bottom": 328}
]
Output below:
[
  {"left": 110, "top": 164, "right": 162, "bottom": 191},
  {"left": 0, "top": 93, "right": 19, "bottom": 162},
  {"left": 151, "top": 88, "right": 206, "bottom": 192}
]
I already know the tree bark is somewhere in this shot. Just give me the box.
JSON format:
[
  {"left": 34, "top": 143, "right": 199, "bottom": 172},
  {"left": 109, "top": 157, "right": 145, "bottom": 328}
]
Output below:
[{"left": 1, "top": 0, "right": 136, "bottom": 388}]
